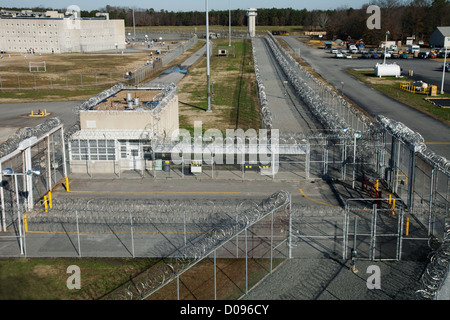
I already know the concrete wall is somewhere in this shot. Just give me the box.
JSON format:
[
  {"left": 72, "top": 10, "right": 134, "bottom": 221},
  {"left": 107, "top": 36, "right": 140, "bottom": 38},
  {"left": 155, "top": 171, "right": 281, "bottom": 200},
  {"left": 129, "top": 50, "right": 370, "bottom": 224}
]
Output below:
[{"left": 0, "top": 17, "right": 125, "bottom": 53}]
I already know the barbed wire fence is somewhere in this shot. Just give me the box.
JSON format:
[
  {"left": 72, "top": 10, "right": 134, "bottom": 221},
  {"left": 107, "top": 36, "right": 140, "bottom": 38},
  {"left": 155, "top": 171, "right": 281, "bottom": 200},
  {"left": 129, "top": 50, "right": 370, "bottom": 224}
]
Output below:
[
  {"left": 413, "top": 221, "right": 450, "bottom": 300},
  {"left": 24, "top": 191, "right": 292, "bottom": 300}
]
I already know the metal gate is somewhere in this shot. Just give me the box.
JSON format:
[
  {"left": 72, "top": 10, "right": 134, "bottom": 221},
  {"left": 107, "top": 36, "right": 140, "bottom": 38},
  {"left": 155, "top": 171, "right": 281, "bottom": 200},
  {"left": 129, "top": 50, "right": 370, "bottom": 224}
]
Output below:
[{"left": 344, "top": 198, "right": 406, "bottom": 261}]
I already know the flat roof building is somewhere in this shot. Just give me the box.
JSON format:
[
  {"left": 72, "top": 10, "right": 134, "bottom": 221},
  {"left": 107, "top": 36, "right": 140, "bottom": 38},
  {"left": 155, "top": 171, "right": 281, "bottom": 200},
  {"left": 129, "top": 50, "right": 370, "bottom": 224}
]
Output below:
[
  {"left": 0, "top": 9, "right": 125, "bottom": 53},
  {"left": 69, "top": 83, "right": 179, "bottom": 175}
]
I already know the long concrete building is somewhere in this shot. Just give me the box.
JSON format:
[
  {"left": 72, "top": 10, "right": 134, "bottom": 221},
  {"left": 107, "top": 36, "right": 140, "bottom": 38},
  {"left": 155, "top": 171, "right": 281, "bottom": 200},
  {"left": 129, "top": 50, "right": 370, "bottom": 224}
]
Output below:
[{"left": 0, "top": 9, "right": 125, "bottom": 53}]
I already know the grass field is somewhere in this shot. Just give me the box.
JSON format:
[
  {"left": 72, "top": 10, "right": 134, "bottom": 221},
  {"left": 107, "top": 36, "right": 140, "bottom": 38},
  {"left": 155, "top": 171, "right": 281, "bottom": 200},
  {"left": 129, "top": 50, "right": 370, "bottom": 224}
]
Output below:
[
  {"left": 0, "top": 40, "right": 192, "bottom": 103},
  {"left": 346, "top": 69, "right": 450, "bottom": 125},
  {"left": 0, "top": 256, "right": 283, "bottom": 300},
  {"left": 177, "top": 38, "right": 260, "bottom": 134}
]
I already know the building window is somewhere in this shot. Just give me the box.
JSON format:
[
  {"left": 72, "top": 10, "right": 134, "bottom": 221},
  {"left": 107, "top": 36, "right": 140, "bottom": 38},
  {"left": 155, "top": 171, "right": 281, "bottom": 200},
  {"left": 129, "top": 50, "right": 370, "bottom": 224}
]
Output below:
[{"left": 71, "top": 139, "right": 116, "bottom": 161}]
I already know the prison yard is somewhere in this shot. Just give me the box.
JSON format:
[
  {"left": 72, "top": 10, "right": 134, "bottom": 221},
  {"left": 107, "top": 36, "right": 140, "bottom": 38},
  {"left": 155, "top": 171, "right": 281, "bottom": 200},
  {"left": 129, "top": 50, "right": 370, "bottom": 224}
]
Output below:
[
  {"left": 0, "top": 37, "right": 194, "bottom": 102},
  {"left": 0, "top": 5, "right": 449, "bottom": 303}
]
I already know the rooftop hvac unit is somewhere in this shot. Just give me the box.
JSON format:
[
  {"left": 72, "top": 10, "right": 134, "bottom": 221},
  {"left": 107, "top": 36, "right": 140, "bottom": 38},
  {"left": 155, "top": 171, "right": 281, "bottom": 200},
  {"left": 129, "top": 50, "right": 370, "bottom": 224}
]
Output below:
[{"left": 126, "top": 93, "right": 133, "bottom": 102}]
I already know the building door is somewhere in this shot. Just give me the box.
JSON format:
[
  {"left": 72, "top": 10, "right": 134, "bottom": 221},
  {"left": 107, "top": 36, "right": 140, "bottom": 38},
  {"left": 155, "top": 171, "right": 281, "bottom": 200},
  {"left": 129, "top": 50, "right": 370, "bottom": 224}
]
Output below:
[{"left": 120, "top": 140, "right": 143, "bottom": 171}]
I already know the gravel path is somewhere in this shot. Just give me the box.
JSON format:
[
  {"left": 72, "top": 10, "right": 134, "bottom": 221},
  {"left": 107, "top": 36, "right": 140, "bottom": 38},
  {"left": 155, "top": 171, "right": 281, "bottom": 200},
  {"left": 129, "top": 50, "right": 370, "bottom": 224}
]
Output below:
[{"left": 252, "top": 37, "right": 323, "bottom": 134}]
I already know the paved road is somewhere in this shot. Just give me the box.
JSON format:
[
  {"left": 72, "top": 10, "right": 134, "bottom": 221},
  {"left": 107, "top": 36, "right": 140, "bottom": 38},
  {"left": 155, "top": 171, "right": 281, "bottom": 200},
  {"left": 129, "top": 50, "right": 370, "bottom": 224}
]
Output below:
[
  {"left": 146, "top": 44, "right": 207, "bottom": 86},
  {"left": 282, "top": 36, "right": 450, "bottom": 159},
  {"left": 0, "top": 100, "right": 82, "bottom": 143},
  {"left": 0, "top": 177, "right": 353, "bottom": 258}
]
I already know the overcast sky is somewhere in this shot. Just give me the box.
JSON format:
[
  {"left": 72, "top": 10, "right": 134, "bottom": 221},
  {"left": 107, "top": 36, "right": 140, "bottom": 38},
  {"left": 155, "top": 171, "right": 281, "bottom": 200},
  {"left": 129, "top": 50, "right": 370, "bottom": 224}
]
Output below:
[{"left": 1, "top": 0, "right": 370, "bottom": 12}]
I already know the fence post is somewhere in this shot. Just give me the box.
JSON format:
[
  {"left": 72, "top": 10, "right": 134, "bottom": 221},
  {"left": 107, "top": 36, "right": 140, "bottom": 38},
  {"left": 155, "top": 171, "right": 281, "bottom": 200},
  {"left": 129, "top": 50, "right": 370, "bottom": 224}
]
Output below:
[
  {"left": 214, "top": 250, "right": 217, "bottom": 300},
  {"left": 288, "top": 193, "right": 292, "bottom": 259},
  {"left": 130, "top": 212, "right": 135, "bottom": 258},
  {"left": 245, "top": 227, "right": 248, "bottom": 294},
  {"left": 270, "top": 209, "right": 274, "bottom": 273},
  {"left": 177, "top": 276, "right": 180, "bottom": 300},
  {"left": 407, "top": 147, "right": 416, "bottom": 210},
  {"left": 428, "top": 168, "right": 435, "bottom": 235},
  {"left": 76, "top": 211, "right": 81, "bottom": 257}
]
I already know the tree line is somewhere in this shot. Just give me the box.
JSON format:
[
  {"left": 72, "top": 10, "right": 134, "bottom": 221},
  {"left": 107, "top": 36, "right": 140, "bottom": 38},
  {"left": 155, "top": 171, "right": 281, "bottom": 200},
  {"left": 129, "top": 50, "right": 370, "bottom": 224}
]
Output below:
[
  {"left": 4, "top": 0, "right": 449, "bottom": 44},
  {"left": 101, "top": 0, "right": 450, "bottom": 44}
]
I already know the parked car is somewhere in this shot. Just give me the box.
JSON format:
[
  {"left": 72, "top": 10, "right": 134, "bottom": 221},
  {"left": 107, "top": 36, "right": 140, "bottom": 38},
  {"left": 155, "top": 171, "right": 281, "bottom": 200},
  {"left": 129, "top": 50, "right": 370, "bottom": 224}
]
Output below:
[
  {"left": 418, "top": 52, "right": 429, "bottom": 59},
  {"left": 330, "top": 48, "right": 338, "bottom": 54},
  {"left": 382, "top": 52, "right": 391, "bottom": 59},
  {"left": 335, "top": 52, "right": 344, "bottom": 58},
  {"left": 361, "top": 52, "right": 371, "bottom": 59},
  {"left": 399, "top": 53, "right": 409, "bottom": 59},
  {"left": 391, "top": 52, "right": 400, "bottom": 59},
  {"left": 429, "top": 52, "right": 437, "bottom": 59},
  {"left": 345, "top": 53, "right": 352, "bottom": 59},
  {"left": 371, "top": 53, "right": 380, "bottom": 59}
]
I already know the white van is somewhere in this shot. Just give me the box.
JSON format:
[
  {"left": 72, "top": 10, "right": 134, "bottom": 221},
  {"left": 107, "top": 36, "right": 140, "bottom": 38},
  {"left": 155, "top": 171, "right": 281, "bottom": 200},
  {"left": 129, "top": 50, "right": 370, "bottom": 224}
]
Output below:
[{"left": 408, "top": 44, "right": 420, "bottom": 54}]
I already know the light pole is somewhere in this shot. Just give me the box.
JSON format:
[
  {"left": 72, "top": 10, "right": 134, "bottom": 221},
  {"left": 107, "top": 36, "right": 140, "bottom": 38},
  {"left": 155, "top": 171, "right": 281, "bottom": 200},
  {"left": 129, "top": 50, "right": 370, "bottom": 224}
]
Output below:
[
  {"left": 229, "top": 0, "right": 232, "bottom": 47},
  {"left": 2, "top": 167, "right": 40, "bottom": 255},
  {"left": 441, "top": 38, "right": 448, "bottom": 95},
  {"left": 206, "top": 0, "right": 212, "bottom": 112},
  {"left": 383, "top": 30, "right": 390, "bottom": 65},
  {"left": 352, "top": 130, "right": 362, "bottom": 189}
]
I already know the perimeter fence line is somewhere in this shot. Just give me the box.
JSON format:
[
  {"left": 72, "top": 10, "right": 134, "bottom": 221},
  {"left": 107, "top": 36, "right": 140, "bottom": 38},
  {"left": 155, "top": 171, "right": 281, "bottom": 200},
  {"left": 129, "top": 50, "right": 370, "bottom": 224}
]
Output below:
[
  {"left": 0, "top": 71, "right": 127, "bottom": 91},
  {"left": 20, "top": 191, "right": 292, "bottom": 300},
  {"left": 251, "top": 31, "right": 449, "bottom": 239}
]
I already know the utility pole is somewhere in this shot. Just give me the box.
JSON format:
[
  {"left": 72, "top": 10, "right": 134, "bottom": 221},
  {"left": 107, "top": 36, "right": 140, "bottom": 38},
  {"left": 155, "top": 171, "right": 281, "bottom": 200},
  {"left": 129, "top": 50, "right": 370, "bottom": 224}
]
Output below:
[
  {"left": 206, "top": 0, "right": 212, "bottom": 112},
  {"left": 383, "top": 30, "right": 389, "bottom": 65},
  {"left": 441, "top": 38, "right": 448, "bottom": 95},
  {"left": 229, "top": 0, "right": 231, "bottom": 47},
  {"left": 132, "top": 9, "right": 136, "bottom": 39}
]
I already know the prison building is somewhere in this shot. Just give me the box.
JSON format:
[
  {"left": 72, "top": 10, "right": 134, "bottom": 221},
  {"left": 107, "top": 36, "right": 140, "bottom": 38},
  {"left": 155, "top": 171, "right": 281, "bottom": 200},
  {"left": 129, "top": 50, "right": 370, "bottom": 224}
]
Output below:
[
  {"left": 0, "top": 9, "right": 125, "bottom": 53},
  {"left": 69, "top": 84, "right": 179, "bottom": 175}
]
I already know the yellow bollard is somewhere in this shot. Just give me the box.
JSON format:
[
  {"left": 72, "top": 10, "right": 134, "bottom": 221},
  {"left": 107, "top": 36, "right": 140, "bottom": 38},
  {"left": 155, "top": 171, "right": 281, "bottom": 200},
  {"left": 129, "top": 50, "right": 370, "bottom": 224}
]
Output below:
[
  {"left": 388, "top": 194, "right": 392, "bottom": 205},
  {"left": 24, "top": 214, "right": 28, "bottom": 233},
  {"left": 65, "top": 177, "right": 70, "bottom": 192},
  {"left": 375, "top": 180, "right": 379, "bottom": 191},
  {"left": 392, "top": 199, "right": 396, "bottom": 215},
  {"left": 44, "top": 195, "right": 48, "bottom": 212},
  {"left": 406, "top": 218, "right": 410, "bottom": 236},
  {"left": 48, "top": 191, "right": 52, "bottom": 209}
]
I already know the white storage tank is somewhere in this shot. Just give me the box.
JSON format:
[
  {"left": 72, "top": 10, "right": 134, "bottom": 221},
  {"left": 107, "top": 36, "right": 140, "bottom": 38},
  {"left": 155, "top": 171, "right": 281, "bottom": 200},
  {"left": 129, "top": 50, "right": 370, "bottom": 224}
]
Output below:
[{"left": 374, "top": 63, "right": 401, "bottom": 77}]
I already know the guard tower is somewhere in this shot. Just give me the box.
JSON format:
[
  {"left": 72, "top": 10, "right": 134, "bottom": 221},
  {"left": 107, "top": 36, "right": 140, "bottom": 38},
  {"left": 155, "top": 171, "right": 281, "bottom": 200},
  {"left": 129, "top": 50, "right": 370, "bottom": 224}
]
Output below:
[{"left": 247, "top": 8, "right": 257, "bottom": 37}]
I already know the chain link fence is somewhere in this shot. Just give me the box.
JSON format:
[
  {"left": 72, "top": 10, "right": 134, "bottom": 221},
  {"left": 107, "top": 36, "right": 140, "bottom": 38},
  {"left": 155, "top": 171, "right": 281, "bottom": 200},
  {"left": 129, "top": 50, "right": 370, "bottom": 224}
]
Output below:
[{"left": 23, "top": 191, "right": 292, "bottom": 300}]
